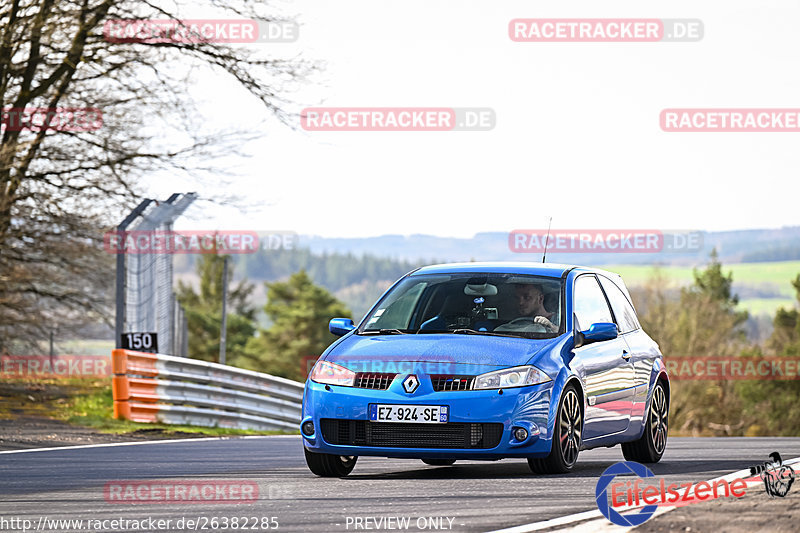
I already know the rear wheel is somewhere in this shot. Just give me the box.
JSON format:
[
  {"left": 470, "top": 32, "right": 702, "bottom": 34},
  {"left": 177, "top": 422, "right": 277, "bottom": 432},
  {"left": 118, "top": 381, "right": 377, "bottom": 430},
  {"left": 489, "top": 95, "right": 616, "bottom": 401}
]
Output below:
[
  {"left": 304, "top": 448, "right": 358, "bottom": 477},
  {"left": 622, "top": 381, "right": 668, "bottom": 463},
  {"left": 421, "top": 459, "right": 456, "bottom": 466},
  {"left": 529, "top": 385, "right": 582, "bottom": 474}
]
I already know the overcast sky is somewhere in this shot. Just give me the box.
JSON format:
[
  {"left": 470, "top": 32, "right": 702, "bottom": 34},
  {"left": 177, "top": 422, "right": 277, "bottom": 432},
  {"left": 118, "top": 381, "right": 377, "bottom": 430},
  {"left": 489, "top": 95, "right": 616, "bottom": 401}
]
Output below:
[{"left": 149, "top": 0, "right": 800, "bottom": 238}]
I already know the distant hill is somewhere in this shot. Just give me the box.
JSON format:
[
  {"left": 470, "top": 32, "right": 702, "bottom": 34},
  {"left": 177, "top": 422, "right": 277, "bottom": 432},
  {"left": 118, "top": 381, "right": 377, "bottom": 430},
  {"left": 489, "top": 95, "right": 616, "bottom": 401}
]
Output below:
[{"left": 299, "top": 227, "right": 800, "bottom": 266}]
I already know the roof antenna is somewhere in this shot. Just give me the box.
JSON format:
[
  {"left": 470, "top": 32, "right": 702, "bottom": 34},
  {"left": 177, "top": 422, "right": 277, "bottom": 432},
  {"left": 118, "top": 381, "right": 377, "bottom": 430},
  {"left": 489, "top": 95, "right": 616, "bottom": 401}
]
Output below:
[{"left": 542, "top": 216, "right": 553, "bottom": 263}]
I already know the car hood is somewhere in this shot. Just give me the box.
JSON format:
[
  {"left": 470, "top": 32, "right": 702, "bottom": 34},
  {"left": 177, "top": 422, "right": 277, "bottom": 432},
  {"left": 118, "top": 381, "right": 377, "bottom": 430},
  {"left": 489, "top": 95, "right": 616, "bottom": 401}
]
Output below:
[{"left": 323, "top": 333, "right": 560, "bottom": 375}]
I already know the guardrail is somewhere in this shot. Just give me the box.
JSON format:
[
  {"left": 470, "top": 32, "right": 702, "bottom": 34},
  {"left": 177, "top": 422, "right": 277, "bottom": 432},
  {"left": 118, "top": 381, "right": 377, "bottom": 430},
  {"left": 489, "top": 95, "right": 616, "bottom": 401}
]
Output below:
[{"left": 111, "top": 349, "right": 304, "bottom": 431}]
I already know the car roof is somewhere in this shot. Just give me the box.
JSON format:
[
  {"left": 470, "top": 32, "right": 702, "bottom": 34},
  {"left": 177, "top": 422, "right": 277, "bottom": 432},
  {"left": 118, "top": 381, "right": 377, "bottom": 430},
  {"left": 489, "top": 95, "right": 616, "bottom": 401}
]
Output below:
[{"left": 411, "top": 261, "right": 614, "bottom": 278}]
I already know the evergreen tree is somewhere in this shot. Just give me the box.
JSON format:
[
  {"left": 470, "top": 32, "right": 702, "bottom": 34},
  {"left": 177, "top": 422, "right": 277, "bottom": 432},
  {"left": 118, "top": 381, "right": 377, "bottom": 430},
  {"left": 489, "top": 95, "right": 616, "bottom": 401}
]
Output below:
[
  {"left": 767, "top": 274, "right": 800, "bottom": 355},
  {"left": 636, "top": 251, "right": 747, "bottom": 436},
  {"left": 738, "top": 273, "right": 800, "bottom": 435},
  {"left": 688, "top": 248, "right": 744, "bottom": 316},
  {"left": 176, "top": 255, "right": 256, "bottom": 363},
  {"left": 238, "top": 271, "right": 351, "bottom": 380}
]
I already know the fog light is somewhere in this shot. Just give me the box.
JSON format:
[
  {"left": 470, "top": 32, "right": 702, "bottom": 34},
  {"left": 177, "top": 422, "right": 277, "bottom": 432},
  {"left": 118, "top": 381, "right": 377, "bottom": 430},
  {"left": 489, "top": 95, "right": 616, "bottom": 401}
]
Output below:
[
  {"left": 514, "top": 427, "right": 528, "bottom": 441},
  {"left": 302, "top": 421, "right": 315, "bottom": 436}
]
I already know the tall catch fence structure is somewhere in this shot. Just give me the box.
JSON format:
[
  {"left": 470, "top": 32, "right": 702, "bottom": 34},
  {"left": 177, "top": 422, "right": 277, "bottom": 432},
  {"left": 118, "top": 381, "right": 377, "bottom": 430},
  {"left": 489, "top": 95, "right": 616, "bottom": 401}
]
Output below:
[{"left": 115, "top": 192, "right": 197, "bottom": 356}]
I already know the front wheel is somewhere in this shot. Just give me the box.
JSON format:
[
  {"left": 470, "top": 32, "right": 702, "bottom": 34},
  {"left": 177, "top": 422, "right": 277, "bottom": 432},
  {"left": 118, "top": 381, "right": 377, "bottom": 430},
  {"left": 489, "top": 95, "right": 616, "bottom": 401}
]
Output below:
[
  {"left": 304, "top": 448, "right": 358, "bottom": 477},
  {"left": 622, "top": 381, "right": 668, "bottom": 463},
  {"left": 529, "top": 385, "right": 582, "bottom": 474}
]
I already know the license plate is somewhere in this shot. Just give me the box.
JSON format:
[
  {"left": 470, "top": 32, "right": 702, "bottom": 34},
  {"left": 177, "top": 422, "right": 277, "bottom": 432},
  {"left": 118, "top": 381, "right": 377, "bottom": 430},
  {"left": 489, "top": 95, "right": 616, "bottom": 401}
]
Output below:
[{"left": 369, "top": 404, "right": 448, "bottom": 424}]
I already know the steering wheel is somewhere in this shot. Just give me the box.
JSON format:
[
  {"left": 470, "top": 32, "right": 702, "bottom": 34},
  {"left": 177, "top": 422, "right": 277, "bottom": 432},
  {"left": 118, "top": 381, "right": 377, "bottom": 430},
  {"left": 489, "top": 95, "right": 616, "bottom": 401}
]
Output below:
[{"left": 495, "top": 317, "right": 547, "bottom": 333}]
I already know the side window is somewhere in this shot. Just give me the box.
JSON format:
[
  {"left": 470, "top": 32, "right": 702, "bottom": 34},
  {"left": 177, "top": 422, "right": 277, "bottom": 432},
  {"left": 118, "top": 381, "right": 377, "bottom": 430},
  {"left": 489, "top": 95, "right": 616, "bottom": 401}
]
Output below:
[
  {"left": 573, "top": 275, "right": 613, "bottom": 331},
  {"left": 599, "top": 276, "right": 640, "bottom": 334}
]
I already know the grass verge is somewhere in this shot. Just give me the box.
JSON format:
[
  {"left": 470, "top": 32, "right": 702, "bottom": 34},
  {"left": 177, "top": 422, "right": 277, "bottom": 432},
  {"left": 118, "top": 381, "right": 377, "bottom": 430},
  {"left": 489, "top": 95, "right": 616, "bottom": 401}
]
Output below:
[{"left": 1, "top": 378, "right": 296, "bottom": 437}]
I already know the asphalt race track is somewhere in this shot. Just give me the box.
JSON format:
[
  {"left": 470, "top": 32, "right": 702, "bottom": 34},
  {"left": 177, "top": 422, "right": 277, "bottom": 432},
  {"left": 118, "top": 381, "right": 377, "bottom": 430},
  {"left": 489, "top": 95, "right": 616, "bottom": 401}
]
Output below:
[{"left": 1, "top": 436, "right": 799, "bottom": 532}]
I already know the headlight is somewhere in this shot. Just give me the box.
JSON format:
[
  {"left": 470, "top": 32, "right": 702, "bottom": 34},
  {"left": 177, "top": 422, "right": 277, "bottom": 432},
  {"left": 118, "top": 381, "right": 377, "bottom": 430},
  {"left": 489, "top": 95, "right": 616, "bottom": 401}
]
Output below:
[
  {"left": 473, "top": 365, "right": 551, "bottom": 390},
  {"left": 310, "top": 360, "right": 356, "bottom": 387}
]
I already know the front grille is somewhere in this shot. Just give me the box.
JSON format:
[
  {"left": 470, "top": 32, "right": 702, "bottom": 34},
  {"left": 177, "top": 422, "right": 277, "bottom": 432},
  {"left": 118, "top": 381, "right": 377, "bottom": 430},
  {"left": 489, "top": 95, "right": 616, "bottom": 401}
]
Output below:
[
  {"left": 354, "top": 372, "right": 396, "bottom": 390},
  {"left": 431, "top": 375, "right": 475, "bottom": 391},
  {"left": 320, "top": 419, "right": 504, "bottom": 449}
]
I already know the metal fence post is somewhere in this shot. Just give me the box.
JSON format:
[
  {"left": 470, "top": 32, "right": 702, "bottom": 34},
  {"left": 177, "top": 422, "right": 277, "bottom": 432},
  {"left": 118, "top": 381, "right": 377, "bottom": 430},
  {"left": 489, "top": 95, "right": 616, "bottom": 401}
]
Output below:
[
  {"left": 219, "top": 255, "right": 229, "bottom": 365},
  {"left": 115, "top": 193, "right": 196, "bottom": 352},
  {"left": 115, "top": 199, "right": 153, "bottom": 348}
]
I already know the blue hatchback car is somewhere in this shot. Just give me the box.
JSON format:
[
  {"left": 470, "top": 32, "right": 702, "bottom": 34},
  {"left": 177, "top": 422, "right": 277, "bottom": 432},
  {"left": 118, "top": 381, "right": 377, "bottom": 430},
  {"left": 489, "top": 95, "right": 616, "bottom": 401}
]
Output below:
[{"left": 301, "top": 262, "right": 669, "bottom": 476}]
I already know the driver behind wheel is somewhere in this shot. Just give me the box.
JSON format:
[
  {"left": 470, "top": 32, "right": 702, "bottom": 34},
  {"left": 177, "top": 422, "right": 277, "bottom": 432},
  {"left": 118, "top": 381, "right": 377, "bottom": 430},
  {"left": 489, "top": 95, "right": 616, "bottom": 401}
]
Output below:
[{"left": 496, "top": 283, "right": 558, "bottom": 333}]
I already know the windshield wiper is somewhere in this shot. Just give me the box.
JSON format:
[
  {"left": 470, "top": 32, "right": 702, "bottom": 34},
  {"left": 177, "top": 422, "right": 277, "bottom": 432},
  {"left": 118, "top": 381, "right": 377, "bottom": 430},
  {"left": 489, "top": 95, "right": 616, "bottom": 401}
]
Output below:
[
  {"left": 360, "top": 329, "right": 409, "bottom": 335},
  {"left": 451, "top": 328, "right": 520, "bottom": 337},
  {"left": 417, "top": 328, "right": 520, "bottom": 338}
]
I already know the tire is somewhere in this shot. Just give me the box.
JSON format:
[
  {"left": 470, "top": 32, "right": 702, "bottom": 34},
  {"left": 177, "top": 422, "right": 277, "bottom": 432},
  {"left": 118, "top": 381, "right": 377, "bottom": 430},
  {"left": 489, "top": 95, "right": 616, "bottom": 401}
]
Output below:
[
  {"left": 421, "top": 459, "right": 456, "bottom": 466},
  {"left": 529, "top": 384, "right": 582, "bottom": 474},
  {"left": 304, "top": 448, "right": 358, "bottom": 477},
  {"left": 622, "top": 380, "right": 668, "bottom": 463}
]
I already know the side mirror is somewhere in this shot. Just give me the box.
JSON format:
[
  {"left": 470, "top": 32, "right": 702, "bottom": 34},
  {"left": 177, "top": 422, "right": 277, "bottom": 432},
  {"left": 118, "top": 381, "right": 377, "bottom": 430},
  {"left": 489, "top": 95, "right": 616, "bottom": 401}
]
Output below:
[
  {"left": 329, "top": 318, "right": 355, "bottom": 337},
  {"left": 574, "top": 322, "right": 618, "bottom": 348}
]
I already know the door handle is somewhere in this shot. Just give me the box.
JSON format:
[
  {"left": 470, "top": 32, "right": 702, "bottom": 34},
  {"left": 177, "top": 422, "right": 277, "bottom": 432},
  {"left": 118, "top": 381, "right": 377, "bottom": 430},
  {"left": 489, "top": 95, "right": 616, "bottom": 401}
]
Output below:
[{"left": 622, "top": 350, "right": 631, "bottom": 360}]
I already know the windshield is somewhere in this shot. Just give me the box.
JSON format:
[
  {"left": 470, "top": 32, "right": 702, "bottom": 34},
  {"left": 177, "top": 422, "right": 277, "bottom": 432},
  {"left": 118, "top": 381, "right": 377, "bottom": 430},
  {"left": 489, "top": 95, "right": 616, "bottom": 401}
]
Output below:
[{"left": 359, "top": 273, "right": 564, "bottom": 339}]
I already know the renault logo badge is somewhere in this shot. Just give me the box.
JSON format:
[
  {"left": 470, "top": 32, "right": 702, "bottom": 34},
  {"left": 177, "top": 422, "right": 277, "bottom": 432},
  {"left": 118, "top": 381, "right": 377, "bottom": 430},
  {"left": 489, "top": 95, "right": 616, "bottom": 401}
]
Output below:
[{"left": 402, "top": 375, "right": 419, "bottom": 394}]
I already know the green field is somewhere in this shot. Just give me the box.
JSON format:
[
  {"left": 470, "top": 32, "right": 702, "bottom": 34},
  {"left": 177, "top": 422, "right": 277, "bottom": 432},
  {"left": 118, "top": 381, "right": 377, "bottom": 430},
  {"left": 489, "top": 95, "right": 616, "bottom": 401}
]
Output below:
[
  {"left": 52, "top": 339, "right": 114, "bottom": 356},
  {"left": 605, "top": 261, "right": 800, "bottom": 316},
  {"left": 737, "top": 297, "right": 797, "bottom": 316}
]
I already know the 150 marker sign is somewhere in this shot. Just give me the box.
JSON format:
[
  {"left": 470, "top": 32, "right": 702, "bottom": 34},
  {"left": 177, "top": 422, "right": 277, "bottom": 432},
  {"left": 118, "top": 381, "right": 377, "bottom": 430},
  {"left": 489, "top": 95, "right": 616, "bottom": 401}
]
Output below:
[{"left": 121, "top": 332, "right": 158, "bottom": 353}]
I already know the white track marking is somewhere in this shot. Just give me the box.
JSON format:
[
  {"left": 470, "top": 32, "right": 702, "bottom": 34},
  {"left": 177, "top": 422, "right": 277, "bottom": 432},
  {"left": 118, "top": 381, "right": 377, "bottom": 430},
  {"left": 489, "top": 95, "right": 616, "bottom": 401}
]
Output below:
[{"left": 488, "top": 510, "right": 603, "bottom": 533}]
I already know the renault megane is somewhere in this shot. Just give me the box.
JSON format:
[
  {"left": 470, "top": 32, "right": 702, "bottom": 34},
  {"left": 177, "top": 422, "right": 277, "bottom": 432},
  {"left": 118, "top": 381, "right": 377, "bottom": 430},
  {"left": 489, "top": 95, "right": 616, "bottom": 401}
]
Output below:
[{"left": 301, "top": 262, "right": 669, "bottom": 476}]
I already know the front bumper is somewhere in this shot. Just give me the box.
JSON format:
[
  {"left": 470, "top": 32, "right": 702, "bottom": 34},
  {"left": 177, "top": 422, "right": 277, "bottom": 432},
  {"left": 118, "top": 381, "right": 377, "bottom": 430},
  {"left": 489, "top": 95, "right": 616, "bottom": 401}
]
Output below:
[{"left": 301, "top": 376, "right": 555, "bottom": 459}]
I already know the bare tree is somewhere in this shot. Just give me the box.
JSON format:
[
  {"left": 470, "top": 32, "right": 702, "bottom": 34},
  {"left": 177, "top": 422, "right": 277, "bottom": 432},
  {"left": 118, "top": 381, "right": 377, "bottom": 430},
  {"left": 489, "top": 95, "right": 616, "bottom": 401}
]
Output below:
[{"left": 0, "top": 0, "right": 313, "bottom": 350}]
